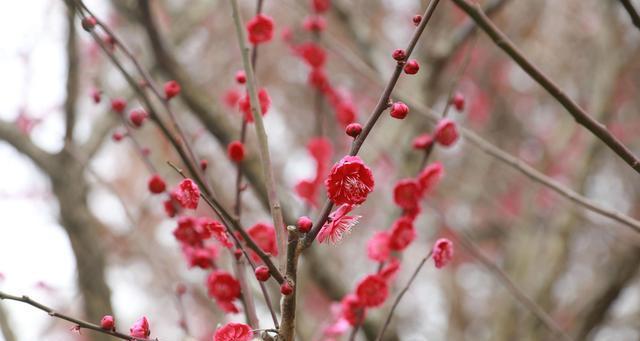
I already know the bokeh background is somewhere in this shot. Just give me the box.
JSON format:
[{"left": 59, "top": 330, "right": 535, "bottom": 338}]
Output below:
[{"left": 1, "top": 0, "right": 640, "bottom": 340}]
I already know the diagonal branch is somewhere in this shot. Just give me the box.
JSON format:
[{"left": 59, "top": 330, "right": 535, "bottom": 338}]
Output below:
[
  {"left": 451, "top": 0, "right": 640, "bottom": 175},
  {"left": 619, "top": 0, "right": 640, "bottom": 31},
  {"left": 0, "top": 120, "right": 55, "bottom": 173}
]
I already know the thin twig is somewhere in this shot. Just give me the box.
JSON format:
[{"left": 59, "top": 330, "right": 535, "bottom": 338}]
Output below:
[
  {"left": 0, "top": 291, "right": 158, "bottom": 341},
  {"left": 228, "top": 0, "right": 287, "bottom": 269},
  {"left": 452, "top": 0, "right": 640, "bottom": 175},
  {"left": 375, "top": 252, "right": 433, "bottom": 341},
  {"left": 619, "top": 0, "right": 640, "bottom": 31},
  {"left": 302, "top": 0, "right": 444, "bottom": 248}
]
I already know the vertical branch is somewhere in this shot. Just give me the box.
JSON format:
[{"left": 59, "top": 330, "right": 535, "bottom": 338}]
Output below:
[
  {"left": 279, "top": 226, "right": 301, "bottom": 341},
  {"left": 64, "top": 4, "right": 79, "bottom": 145},
  {"left": 228, "top": 0, "right": 287, "bottom": 268}
]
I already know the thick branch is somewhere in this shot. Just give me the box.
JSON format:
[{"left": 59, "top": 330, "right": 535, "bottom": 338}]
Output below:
[
  {"left": 64, "top": 4, "right": 79, "bottom": 144},
  {"left": 0, "top": 120, "right": 54, "bottom": 173}
]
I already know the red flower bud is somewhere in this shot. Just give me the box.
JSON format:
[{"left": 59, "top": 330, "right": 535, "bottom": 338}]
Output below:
[
  {"left": 390, "top": 102, "right": 409, "bottom": 119},
  {"left": 403, "top": 60, "right": 420, "bottom": 75},
  {"left": 200, "top": 159, "right": 208, "bottom": 171},
  {"left": 129, "top": 109, "right": 147, "bottom": 128},
  {"left": 451, "top": 92, "right": 465, "bottom": 111},
  {"left": 254, "top": 265, "right": 270, "bottom": 281},
  {"left": 434, "top": 119, "right": 459, "bottom": 147},
  {"left": 227, "top": 141, "right": 245, "bottom": 162},
  {"left": 296, "top": 216, "right": 313, "bottom": 233},
  {"left": 100, "top": 315, "right": 115, "bottom": 331},
  {"left": 235, "top": 70, "right": 246, "bottom": 84},
  {"left": 392, "top": 49, "right": 406, "bottom": 61},
  {"left": 110, "top": 98, "right": 127, "bottom": 114},
  {"left": 345, "top": 123, "right": 363, "bottom": 137},
  {"left": 111, "top": 131, "right": 125, "bottom": 142},
  {"left": 164, "top": 80, "right": 181, "bottom": 100},
  {"left": 147, "top": 174, "right": 166, "bottom": 194},
  {"left": 412, "top": 15, "right": 422, "bottom": 26},
  {"left": 280, "top": 282, "right": 293, "bottom": 295},
  {"left": 81, "top": 17, "right": 97, "bottom": 31}
]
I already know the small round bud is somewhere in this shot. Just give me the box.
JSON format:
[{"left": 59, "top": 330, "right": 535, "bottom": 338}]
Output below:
[
  {"left": 296, "top": 216, "right": 313, "bottom": 233},
  {"left": 392, "top": 49, "right": 406, "bottom": 61},
  {"left": 81, "top": 17, "right": 97, "bottom": 31},
  {"left": 164, "top": 80, "right": 181, "bottom": 100},
  {"left": 100, "top": 315, "right": 115, "bottom": 331},
  {"left": 345, "top": 123, "right": 362, "bottom": 138},
  {"left": 91, "top": 88, "right": 102, "bottom": 104},
  {"left": 280, "top": 282, "right": 293, "bottom": 295},
  {"left": 111, "top": 131, "right": 125, "bottom": 142},
  {"left": 110, "top": 98, "right": 127, "bottom": 114},
  {"left": 129, "top": 109, "right": 147, "bottom": 128},
  {"left": 403, "top": 60, "right": 420, "bottom": 75},
  {"left": 200, "top": 159, "right": 208, "bottom": 171},
  {"left": 176, "top": 283, "right": 187, "bottom": 296},
  {"left": 233, "top": 249, "right": 243, "bottom": 260},
  {"left": 227, "top": 141, "right": 245, "bottom": 162},
  {"left": 412, "top": 15, "right": 422, "bottom": 26},
  {"left": 235, "top": 70, "right": 246, "bottom": 84},
  {"left": 255, "top": 266, "right": 270, "bottom": 281},
  {"left": 390, "top": 102, "right": 409, "bottom": 119},
  {"left": 434, "top": 119, "right": 459, "bottom": 147},
  {"left": 412, "top": 133, "right": 433, "bottom": 150},
  {"left": 451, "top": 92, "right": 465, "bottom": 111},
  {"left": 147, "top": 174, "right": 166, "bottom": 194}
]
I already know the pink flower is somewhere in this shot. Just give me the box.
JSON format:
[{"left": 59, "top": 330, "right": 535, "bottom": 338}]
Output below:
[
  {"left": 393, "top": 179, "right": 421, "bottom": 210},
  {"left": 223, "top": 88, "right": 241, "bottom": 108},
  {"left": 207, "top": 270, "right": 241, "bottom": 304},
  {"left": 366, "top": 231, "right": 391, "bottom": 262},
  {"left": 388, "top": 217, "right": 416, "bottom": 251},
  {"left": 418, "top": 162, "right": 444, "bottom": 195},
  {"left": 355, "top": 274, "right": 389, "bottom": 307},
  {"left": 312, "top": 0, "right": 331, "bottom": 13},
  {"left": 434, "top": 119, "right": 459, "bottom": 147},
  {"left": 214, "top": 322, "right": 253, "bottom": 341},
  {"left": 340, "top": 294, "right": 366, "bottom": 326},
  {"left": 379, "top": 258, "right": 401, "bottom": 282},
  {"left": 238, "top": 88, "right": 271, "bottom": 122},
  {"left": 302, "top": 15, "right": 327, "bottom": 32},
  {"left": 129, "top": 316, "right": 150, "bottom": 338},
  {"left": 173, "top": 216, "right": 211, "bottom": 246},
  {"left": 182, "top": 244, "right": 218, "bottom": 269},
  {"left": 326, "top": 156, "right": 374, "bottom": 206},
  {"left": 246, "top": 14, "right": 274, "bottom": 44},
  {"left": 433, "top": 238, "right": 454, "bottom": 269},
  {"left": 171, "top": 179, "right": 200, "bottom": 210},
  {"left": 202, "top": 219, "right": 234, "bottom": 249},
  {"left": 247, "top": 223, "right": 278, "bottom": 262},
  {"left": 335, "top": 100, "right": 357, "bottom": 127},
  {"left": 318, "top": 204, "right": 361, "bottom": 244},
  {"left": 412, "top": 133, "right": 433, "bottom": 150},
  {"left": 295, "top": 179, "right": 319, "bottom": 207}
]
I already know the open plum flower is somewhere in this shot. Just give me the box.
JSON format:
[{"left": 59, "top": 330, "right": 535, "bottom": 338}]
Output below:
[{"left": 318, "top": 204, "right": 362, "bottom": 244}]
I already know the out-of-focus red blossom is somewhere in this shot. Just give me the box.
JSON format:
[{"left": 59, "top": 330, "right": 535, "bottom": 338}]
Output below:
[
  {"left": 451, "top": 92, "right": 465, "bottom": 111},
  {"left": 173, "top": 216, "right": 211, "bottom": 246},
  {"left": 147, "top": 174, "right": 166, "bottom": 194},
  {"left": 91, "top": 88, "right": 101, "bottom": 103},
  {"left": 366, "top": 231, "right": 391, "bottom": 262},
  {"left": 111, "top": 131, "right": 124, "bottom": 142},
  {"left": 207, "top": 270, "right": 241, "bottom": 308},
  {"left": 15, "top": 111, "right": 40, "bottom": 135},
  {"left": 418, "top": 162, "right": 444, "bottom": 195},
  {"left": 295, "top": 179, "right": 319, "bottom": 207},
  {"left": 433, "top": 238, "right": 454, "bottom": 269},
  {"left": 326, "top": 155, "right": 374, "bottom": 206},
  {"left": 355, "top": 274, "right": 389, "bottom": 307},
  {"left": 100, "top": 315, "right": 114, "bottom": 331},
  {"left": 308, "top": 137, "right": 333, "bottom": 167},
  {"left": 182, "top": 244, "right": 218, "bottom": 269},
  {"left": 281, "top": 26, "right": 293, "bottom": 42},
  {"left": 403, "top": 205, "right": 422, "bottom": 221},
  {"left": 393, "top": 179, "right": 421, "bottom": 210},
  {"left": 246, "top": 14, "right": 275, "bottom": 44},
  {"left": 247, "top": 223, "right": 278, "bottom": 262},
  {"left": 227, "top": 141, "right": 246, "bottom": 162},
  {"left": 403, "top": 59, "right": 420, "bottom": 74},
  {"left": 335, "top": 99, "right": 357, "bottom": 127},
  {"left": 164, "top": 80, "right": 181, "bottom": 100},
  {"left": 312, "top": 0, "right": 331, "bottom": 13},
  {"left": 308, "top": 68, "right": 329, "bottom": 90},
  {"left": 129, "top": 109, "right": 147, "bottom": 128},
  {"left": 413, "top": 133, "right": 433, "bottom": 150},
  {"left": 223, "top": 88, "right": 241, "bottom": 108},
  {"left": 111, "top": 98, "right": 127, "bottom": 114},
  {"left": 323, "top": 318, "right": 350, "bottom": 338},
  {"left": 238, "top": 88, "right": 271, "bottom": 122},
  {"left": 434, "top": 119, "right": 459, "bottom": 147},
  {"left": 303, "top": 15, "right": 327, "bottom": 32},
  {"left": 295, "top": 42, "right": 327, "bottom": 69},
  {"left": 202, "top": 218, "right": 234, "bottom": 249},
  {"left": 200, "top": 159, "right": 208, "bottom": 170},
  {"left": 379, "top": 258, "right": 401, "bottom": 282},
  {"left": 341, "top": 294, "right": 366, "bottom": 326},
  {"left": 295, "top": 138, "right": 333, "bottom": 207},
  {"left": 129, "top": 316, "right": 150, "bottom": 338},
  {"left": 388, "top": 217, "right": 416, "bottom": 251},
  {"left": 170, "top": 179, "right": 200, "bottom": 210},
  {"left": 318, "top": 204, "right": 361, "bottom": 244},
  {"left": 163, "top": 199, "right": 178, "bottom": 218},
  {"left": 213, "top": 322, "right": 253, "bottom": 341}
]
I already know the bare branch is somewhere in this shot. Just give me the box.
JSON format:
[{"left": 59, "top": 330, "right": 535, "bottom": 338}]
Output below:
[
  {"left": 619, "top": 0, "right": 640, "bottom": 31},
  {"left": 0, "top": 120, "right": 54, "bottom": 173},
  {"left": 64, "top": 4, "right": 79, "bottom": 145}
]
